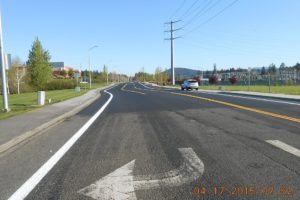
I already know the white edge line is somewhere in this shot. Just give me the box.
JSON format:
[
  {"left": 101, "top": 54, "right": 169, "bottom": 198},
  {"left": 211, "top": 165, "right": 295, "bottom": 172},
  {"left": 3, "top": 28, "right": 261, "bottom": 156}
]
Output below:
[
  {"left": 266, "top": 140, "right": 300, "bottom": 157},
  {"left": 194, "top": 91, "right": 300, "bottom": 106},
  {"left": 8, "top": 87, "right": 115, "bottom": 200}
]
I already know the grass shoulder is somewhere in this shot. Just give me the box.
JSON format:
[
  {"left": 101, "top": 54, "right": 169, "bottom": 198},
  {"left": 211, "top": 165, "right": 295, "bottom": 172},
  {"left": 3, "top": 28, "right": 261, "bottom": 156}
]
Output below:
[
  {"left": 199, "top": 85, "right": 300, "bottom": 95},
  {"left": 0, "top": 83, "right": 106, "bottom": 120}
]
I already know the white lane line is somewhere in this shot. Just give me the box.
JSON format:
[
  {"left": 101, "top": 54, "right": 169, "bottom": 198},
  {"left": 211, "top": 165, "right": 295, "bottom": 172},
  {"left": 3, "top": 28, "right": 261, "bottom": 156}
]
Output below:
[
  {"left": 194, "top": 91, "right": 300, "bottom": 106},
  {"left": 266, "top": 140, "right": 300, "bottom": 157},
  {"left": 8, "top": 88, "right": 115, "bottom": 200}
]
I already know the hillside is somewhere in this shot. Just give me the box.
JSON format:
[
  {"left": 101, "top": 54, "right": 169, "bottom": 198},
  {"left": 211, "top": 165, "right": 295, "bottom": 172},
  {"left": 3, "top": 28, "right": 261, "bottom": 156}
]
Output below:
[{"left": 166, "top": 68, "right": 200, "bottom": 77}]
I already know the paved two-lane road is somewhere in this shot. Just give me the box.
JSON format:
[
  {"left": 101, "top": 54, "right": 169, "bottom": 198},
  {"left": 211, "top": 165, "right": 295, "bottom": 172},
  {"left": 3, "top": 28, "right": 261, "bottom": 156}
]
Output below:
[{"left": 5, "top": 83, "right": 300, "bottom": 199}]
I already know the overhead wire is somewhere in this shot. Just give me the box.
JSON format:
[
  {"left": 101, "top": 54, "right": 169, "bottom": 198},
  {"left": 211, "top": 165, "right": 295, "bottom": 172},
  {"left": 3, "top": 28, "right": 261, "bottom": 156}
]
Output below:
[
  {"left": 180, "top": 0, "right": 210, "bottom": 21},
  {"left": 184, "top": 0, "right": 240, "bottom": 36},
  {"left": 178, "top": 0, "right": 201, "bottom": 20},
  {"left": 168, "top": 0, "right": 187, "bottom": 21},
  {"left": 183, "top": 0, "right": 224, "bottom": 28}
]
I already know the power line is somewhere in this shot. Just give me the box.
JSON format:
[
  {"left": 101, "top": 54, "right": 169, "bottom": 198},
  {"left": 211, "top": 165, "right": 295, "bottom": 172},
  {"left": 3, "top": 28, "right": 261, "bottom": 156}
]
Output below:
[
  {"left": 183, "top": 0, "right": 224, "bottom": 28},
  {"left": 182, "top": 0, "right": 211, "bottom": 21},
  {"left": 178, "top": 0, "right": 200, "bottom": 20},
  {"left": 184, "top": 0, "right": 240, "bottom": 36},
  {"left": 168, "top": 0, "right": 187, "bottom": 20}
]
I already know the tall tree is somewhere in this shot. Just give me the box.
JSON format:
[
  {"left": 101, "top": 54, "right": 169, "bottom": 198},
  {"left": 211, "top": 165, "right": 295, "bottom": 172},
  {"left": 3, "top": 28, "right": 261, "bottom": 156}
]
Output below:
[
  {"left": 102, "top": 65, "right": 108, "bottom": 84},
  {"left": 268, "top": 63, "right": 277, "bottom": 74},
  {"left": 213, "top": 63, "right": 217, "bottom": 74},
  {"left": 261, "top": 66, "right": 266, "bottom": 75},
  {"left": 294, "top": 63, "right": 300, "bottom": 70},
  {"left": 26, "top": 38, "right": 52, "bottom": 90},
  {"left": 279, "top": 62, "right": 286, "bottom": 69}
]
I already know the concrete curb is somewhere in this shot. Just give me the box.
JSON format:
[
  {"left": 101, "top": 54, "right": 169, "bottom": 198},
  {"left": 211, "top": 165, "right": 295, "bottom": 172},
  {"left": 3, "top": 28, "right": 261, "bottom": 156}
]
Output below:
[
  {"left": 145, "top": 83, "right": 300, "bottom": 101},
  {"left": 0, "top": 84, "right": 114, "bottom": 155}
]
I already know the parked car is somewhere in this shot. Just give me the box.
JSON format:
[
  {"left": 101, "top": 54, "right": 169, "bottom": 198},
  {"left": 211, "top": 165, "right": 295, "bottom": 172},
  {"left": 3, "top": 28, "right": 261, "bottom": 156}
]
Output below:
[{"left": 181, "top": 79, "right": 199, "bottom": 90}]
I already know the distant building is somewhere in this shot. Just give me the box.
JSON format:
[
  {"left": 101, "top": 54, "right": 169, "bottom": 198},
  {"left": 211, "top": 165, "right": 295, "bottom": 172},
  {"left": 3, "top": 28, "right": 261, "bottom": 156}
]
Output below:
[
  {"left": 4, "top": 53, "right": 12, "bottom": 70},
  {"left": 50, "top": 62, "right": 64, "bottom": 71},
  {"left": 50, "top": 62, "right": 78, "bottom": 78}
]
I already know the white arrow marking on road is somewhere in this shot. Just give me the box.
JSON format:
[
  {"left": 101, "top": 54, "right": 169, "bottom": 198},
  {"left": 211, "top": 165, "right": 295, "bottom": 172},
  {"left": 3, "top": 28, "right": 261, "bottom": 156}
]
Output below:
[{"left": 78, "top": 148, "right": 204, "bottom": 200}]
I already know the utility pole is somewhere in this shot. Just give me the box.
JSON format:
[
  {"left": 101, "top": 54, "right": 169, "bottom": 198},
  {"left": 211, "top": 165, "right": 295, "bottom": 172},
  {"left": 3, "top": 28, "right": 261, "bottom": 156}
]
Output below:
[
  {"left": 0, "top": 13, "right": 9, "bottom": 112},
  {"left": 165, "top": 20, "right": 182, "bottom": 85}
]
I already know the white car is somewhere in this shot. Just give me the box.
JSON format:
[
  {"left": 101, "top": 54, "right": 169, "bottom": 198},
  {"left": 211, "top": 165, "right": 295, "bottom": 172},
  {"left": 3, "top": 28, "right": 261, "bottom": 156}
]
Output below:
[{"left": 181, "top": 79, "right": 199, "bottom": 90}]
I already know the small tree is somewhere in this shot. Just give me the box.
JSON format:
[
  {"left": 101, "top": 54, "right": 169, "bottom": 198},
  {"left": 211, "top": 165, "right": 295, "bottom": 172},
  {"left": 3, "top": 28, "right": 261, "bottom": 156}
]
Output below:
[
  {"left": 229, "top": 75, "right": 238, "bottom": 85},
  {"left": 155, "top": 67, "right": 162, "bottom": 83},
  {"left": 60, "top": 69, "right": 67, "bottom": 77},
  {"left": 68, "top": 68, "right": 74, "bottom": 78},
  {"left": 11, "top": 57, "right": 26, "bottom": 94},
  {"left": 209, "top": 75, "right": 218, "bottom": 85},
  {"left": 26, "top": 38, "right": 52, "bottom": 90}
]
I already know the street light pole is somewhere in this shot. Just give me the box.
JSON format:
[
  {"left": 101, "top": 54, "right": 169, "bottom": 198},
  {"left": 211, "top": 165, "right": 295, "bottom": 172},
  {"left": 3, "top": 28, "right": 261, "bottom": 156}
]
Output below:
[
  {"left": 88, "top": 45, "right": 98, "bottom": 89},
  {"left": 0, "top": 13, "right": 9, "bottom": 112}
]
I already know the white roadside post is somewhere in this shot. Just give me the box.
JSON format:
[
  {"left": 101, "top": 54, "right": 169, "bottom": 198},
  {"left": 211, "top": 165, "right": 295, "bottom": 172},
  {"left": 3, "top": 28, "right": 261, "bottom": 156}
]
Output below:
[{"left": 0, "top": 12, "right": 9, "bottom": 112}]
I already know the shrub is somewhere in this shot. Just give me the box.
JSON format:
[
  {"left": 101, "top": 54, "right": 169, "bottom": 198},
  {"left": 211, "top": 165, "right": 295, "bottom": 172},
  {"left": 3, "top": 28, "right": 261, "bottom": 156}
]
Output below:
[
  {"left": 285, "top": 80, "right": 294, "bottom": 86},
  {"left": 229, "top": 75, "right": 238, "bottom": 85},
  {"left": 209, "top": 75, "right": 218, "bottom": 85},
  {"left": 45, "top": 79, "right": 77, "bottom": 90}
]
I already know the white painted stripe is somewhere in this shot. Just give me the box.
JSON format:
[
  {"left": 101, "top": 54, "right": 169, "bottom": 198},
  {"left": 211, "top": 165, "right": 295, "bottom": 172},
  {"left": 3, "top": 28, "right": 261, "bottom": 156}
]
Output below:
[
  {"left": 266, "top": 140, "right": 300, "bottom": 157},
  {"left": 195, "top": 91, "right": 300, "bottom": 106},
  {"left": 8, "top": 88, "right": 115, "bottom": 200},
  {"left": 138, "top": 82, "right": 152, "bottom": 89},
  {"left": 139, "top": 82, "right": 179, "bottom": 91}
]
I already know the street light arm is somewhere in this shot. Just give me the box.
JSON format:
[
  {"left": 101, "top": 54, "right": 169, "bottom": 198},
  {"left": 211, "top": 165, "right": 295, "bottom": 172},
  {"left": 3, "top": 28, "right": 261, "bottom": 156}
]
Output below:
[{"left": 88, "top": 45, "right": 99, "bottom": 52}]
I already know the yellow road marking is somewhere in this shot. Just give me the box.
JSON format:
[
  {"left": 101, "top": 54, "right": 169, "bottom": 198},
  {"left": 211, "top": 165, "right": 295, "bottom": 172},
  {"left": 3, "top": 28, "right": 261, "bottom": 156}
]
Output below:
[
  {"left": 121, "top": 84, "right": 146, "bottom": 95},
  {"left": 168, "top": 92, "right": 300, "bottom": 124},
  {"left": 130, "top": 83, "right": 300, "bottom": 124}
]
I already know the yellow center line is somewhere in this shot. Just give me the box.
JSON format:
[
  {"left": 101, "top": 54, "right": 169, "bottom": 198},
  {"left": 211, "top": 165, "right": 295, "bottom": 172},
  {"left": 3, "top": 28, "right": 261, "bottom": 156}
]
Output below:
[
  {"left": 167, "top": 91, "right": 300, "bottom": 124},
  {"left": 121, "top": 84, "right": 146, "bottom": 95}
]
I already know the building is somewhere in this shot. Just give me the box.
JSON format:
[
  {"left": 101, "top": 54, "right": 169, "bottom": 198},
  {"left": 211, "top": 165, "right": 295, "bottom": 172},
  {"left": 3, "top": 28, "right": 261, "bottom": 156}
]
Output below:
[
  {"left": 50, "top": 62, "right": 78, "bottom": 78},
  {"left": 50, "top": 62, "right": 64, "bottom": 71}
]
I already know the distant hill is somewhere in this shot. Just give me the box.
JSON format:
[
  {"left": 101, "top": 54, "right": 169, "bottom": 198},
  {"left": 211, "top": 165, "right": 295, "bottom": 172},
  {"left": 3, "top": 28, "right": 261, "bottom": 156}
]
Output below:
[{"left": 166, "top": 68, "right": 200, "bottom": 77}]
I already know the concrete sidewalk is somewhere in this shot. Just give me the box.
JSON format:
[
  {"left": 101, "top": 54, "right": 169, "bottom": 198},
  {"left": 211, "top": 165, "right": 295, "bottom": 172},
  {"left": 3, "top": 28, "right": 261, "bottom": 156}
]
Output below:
[{"left": 0, "top": 85, "right": 113, "bottom": 154}]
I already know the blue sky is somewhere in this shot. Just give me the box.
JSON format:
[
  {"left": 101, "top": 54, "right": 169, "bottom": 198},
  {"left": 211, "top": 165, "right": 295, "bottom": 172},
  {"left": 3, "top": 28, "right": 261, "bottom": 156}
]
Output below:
[{"left": 1, "top": 0, "right": 300, "bottom": 76}]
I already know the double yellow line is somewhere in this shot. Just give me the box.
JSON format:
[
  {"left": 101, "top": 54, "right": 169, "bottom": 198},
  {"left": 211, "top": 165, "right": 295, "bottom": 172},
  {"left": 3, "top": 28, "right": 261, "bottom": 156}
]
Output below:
[
  {"left": 121, "top": 84, "right": 146, "bottom": 95},
  {"left": 168, "top": 91, "right": 300, "bottom": 124}
]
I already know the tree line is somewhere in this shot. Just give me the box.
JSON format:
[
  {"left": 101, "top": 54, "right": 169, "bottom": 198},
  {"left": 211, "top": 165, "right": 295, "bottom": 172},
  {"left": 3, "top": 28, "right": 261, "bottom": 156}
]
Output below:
[{"left": 3, "top": 38, "right": 127, "bottom": 94}]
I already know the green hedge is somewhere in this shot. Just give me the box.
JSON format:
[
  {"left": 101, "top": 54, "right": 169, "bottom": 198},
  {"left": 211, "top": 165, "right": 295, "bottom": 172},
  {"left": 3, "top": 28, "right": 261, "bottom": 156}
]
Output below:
[{"left": 45, "top": 79, "right": 77, "bottom": 90}]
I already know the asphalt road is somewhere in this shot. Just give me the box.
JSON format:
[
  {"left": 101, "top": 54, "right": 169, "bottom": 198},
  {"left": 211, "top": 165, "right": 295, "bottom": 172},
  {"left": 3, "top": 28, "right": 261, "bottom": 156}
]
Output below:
[{"left": 3, "top": 83, "right": 300, "bottom": 200}]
